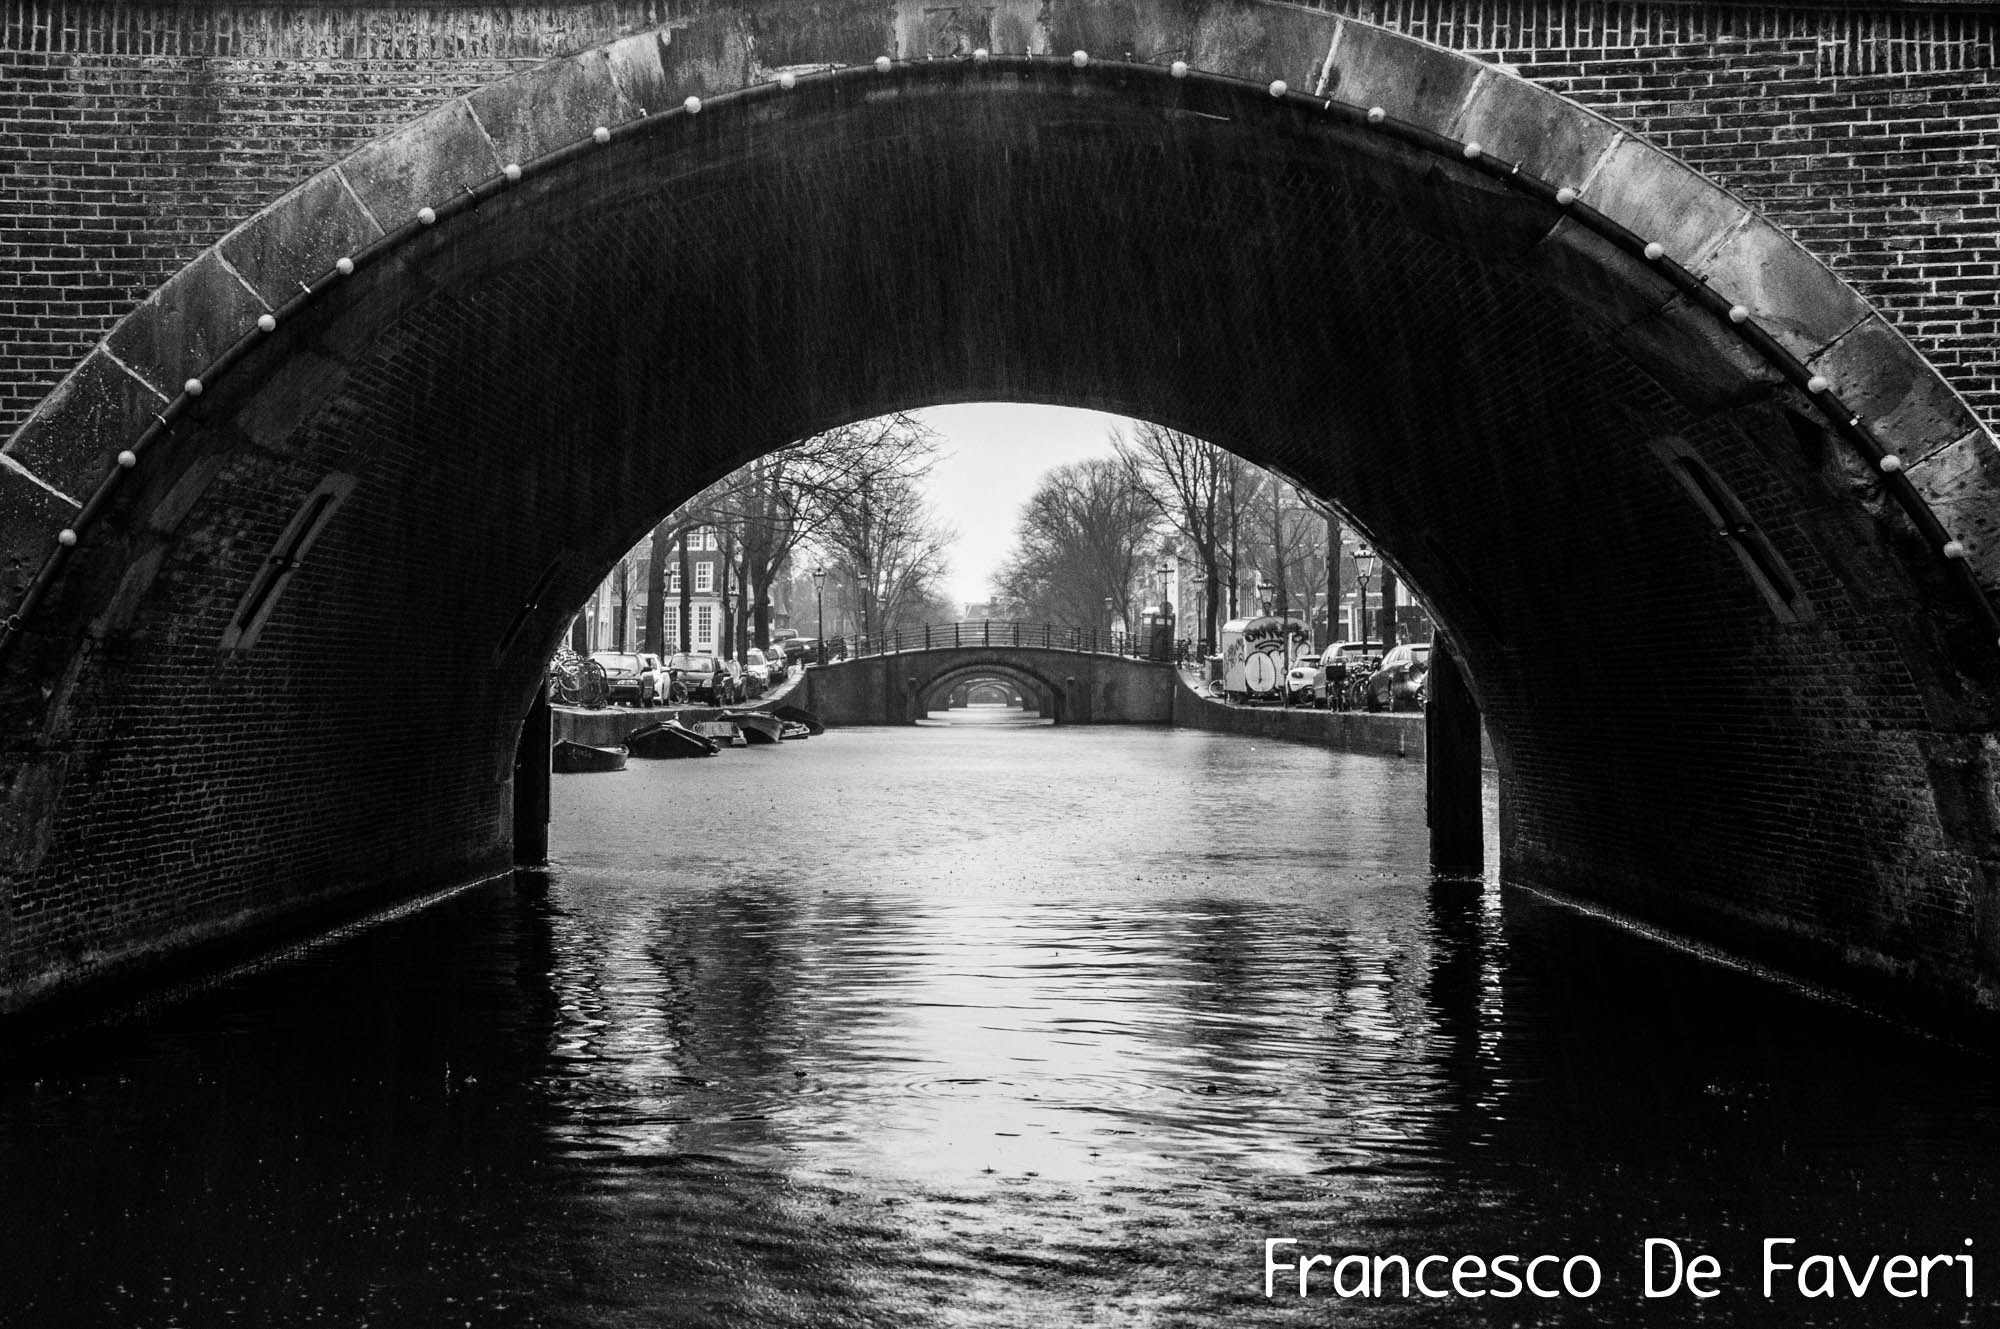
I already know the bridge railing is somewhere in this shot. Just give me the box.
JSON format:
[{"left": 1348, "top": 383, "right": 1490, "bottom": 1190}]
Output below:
[{"left": 817, "top": 620, "right": 1181, "bottom": 663}]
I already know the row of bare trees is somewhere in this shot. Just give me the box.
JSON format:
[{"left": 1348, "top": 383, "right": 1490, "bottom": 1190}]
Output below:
[
  {"left": 992, "top": 421, "right": 1376, "bottom": 650},
  {"left": 594, "top": 413, "right": 957, "bottom": 660}
]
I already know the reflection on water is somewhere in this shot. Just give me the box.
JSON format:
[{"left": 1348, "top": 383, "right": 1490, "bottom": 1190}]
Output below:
[{"left": 1, "top": 719, "right": 1996, "bottom": 1327}]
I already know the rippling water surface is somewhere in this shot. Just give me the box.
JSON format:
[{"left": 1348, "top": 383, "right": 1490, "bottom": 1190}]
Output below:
[{"left": 3, "top": 711, "right": 1998, "bottom": 1327}]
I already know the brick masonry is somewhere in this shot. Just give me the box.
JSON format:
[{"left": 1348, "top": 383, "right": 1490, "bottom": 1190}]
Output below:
[
  {"left": 2, "top": 1, "right": 1998, "bottom": 434},
  {"left": 1, "top": 2, "right": 1999, "bottom": 1028}
]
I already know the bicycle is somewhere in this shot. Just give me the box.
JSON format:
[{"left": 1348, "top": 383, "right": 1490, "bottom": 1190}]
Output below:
[{"left": 547, "top": 647, "right": 611, "bottom": 708}]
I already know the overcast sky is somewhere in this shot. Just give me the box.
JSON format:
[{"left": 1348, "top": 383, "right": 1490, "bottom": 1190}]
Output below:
[{"left": 913, "top": 403, "right": 1130, "bottom": 607}]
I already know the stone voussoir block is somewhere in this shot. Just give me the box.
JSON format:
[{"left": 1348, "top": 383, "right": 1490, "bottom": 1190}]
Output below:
[
  {"left": 1809, "top": 315, "right": 1987, "bottom": 458},
  {"left": 338, "top": 99, "right": 504, "bottom": 234},
  {"left": 104, "top": 249, "right": 273, "bottom": 401},
  {"left": 1906, "top": 427, "right": 2000, "bottom": 573},
  {"left": 468, "top": 37, "right": 657, "bottom": 168},
  {"left": 1185, "top": 3, "right": 1340, "bottom": 96},
  {"left": 1449, "top": 64, "right": 1622, "bottom": 196},
  {"left": 1317, "top": 18, "right": 1481, "bottom": 134},
  {"left": 1692, "top": 214, "right": 1873, "bottom": 367},
  {"left": 2, "top": 347, "right": 166, "bottom": 502},
  {"left": 652, "top": 12, "right": 757, "bottom": 102},
  {"left": 0, "top": 464, "right": 79, "bottom": 620},
  {"left": 217, "top": 169, "right": 386, "bottom": 312},
  {"left": 1582, "top": 133, "right": 1753, "bottom": 272}
]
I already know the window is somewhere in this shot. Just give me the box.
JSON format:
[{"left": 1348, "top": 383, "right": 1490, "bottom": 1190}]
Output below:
[
  {"left": 696, "top": 605, "right": 715, "bottom": 649},
  {"left": 669, "top": 569, "right": 682, "bottom": 593},
  {"left": 695, "top": 562, "right": 713, "bottom": 594}
]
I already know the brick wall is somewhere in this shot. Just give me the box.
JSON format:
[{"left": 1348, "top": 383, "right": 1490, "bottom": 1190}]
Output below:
[
  {"left": 3, "top": 6, "right": 1999, "bottom": 1024},
  {"left": 2, "top": 2, "right": 1999, "bottom": 436}
]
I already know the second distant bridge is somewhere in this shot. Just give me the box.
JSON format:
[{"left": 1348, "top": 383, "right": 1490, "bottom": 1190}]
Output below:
[{"left": 798, "top": 622, "right": 1179, "bottom": 726}]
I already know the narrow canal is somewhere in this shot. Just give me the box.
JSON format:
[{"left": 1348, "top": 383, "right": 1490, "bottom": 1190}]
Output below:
[{"left": 3, "top": 714, "right": 1997, "bottom": 1326}]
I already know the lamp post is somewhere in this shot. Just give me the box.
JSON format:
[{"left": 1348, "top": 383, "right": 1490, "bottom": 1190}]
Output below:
[
  {"left": 1257, "top": 577, "right": 1274, "bottom": 617},
  {"left": 1191, "top": 570, "right": 1207, "bottom": 655},
  {"left": 812, "top": 563, "right": 827, "bottom": 664},
  {"left": 1105, "top": 595, "right": 1117, "bottom": 653},
  {"left": 1352, "top": 545, "right": 1377, "bottom": 648}
]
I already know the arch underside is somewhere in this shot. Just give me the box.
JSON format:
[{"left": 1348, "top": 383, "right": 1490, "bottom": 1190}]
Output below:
[
  {"left": 918, "top": 661, "right": 1066, "bottom": 715},
  {"left": 2, "top": 21, "right": 1998, "bottom": 1020}
]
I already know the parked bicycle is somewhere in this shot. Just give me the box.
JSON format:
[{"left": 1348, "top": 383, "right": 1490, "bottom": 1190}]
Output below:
[{"left": 547, "top": 646, "right": 611, "bottom": 708}]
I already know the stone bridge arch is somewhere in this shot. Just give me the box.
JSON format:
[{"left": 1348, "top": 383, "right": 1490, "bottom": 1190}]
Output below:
[
  {"left": 918, "top": 664, "right": 1059, "bottom": 720},
  {"left": 802, "top": 647, "right": 1178, "bottom": 726},
  {"left": 1, "top": 0, "right": 1998, "bottom": 1023}
]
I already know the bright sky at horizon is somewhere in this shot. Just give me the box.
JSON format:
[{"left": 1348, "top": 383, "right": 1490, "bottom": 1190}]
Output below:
[{"left": 914, "top": 403, "right": 1131, "bottom": 608}]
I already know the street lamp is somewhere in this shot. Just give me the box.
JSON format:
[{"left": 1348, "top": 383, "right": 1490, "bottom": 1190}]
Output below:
[
  {"left": 1191, "top": 569, "right": 1207, "bottom": 653},
  {"left": 812, "top": 563, "right": 827, "bottom": 664},
  {"left": 1352, "top": 544, "right": 1377, "bottom": 647},
  {"left": 1257, "top": 577, "right": 1274, "bottom": 617},
  {"left": 1105, "top": 595, "right": 1117, "bottom": 651}
]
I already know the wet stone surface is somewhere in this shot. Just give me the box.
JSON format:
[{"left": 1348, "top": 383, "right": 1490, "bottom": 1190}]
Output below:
[{"left": 1, "top": 710, "right": 1997, "bottom": 1326}]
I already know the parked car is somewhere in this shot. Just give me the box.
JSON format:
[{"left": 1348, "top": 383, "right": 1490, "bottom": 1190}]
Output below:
[
  {"left": 1315, "top": 642, "right": 1380, "bottom": 708},
  {"left": 1358, "top": 641, "right": 1433, "bottom": 712},
  {"left": 740, "top": 648, "right": 773, "bottom": 698},
  {"left": 590, "top": 651, "right": 664, "bottom": 706},
  {"left": 1285, "top": 651, "right": 1322, "bottom": 703},
  {"left": 761, "top": 645, "right": 788, "bottom": 686},
  {"left": 783, "top": 638, "right": 818, "bottom": 668},
  {"left": 666, "top": 651, "right": 738, "bottom": 705}
]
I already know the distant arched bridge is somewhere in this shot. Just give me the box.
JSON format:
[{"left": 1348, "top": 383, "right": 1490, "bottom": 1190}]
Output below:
[{"left": 800, "top": 623, "right": 1179, "bottom": 726}]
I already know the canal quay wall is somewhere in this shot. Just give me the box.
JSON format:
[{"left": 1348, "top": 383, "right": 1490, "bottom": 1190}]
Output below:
[{"left": 1169, "top": 686, "right": 1433, "bottom": 761}]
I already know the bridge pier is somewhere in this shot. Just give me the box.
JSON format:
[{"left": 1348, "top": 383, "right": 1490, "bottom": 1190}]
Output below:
[
  {"left": 1425, "top": 637, "right": 1483, "bottom": 874},
  {"left": 512, "top": 681, "right": 551, "bottom": 865}
]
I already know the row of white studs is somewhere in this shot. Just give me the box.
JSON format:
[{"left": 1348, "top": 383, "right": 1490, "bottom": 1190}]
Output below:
[{"left": 53, "top": 53, "right": 1968, "bottom": 570}]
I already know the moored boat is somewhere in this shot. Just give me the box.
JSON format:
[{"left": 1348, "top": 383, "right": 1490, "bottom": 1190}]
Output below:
[
  {"left": 691, "top": 720, "right": 746, "bottom": 747},
  {"left": 779, "top": 720, "right": 811, "bottom": 741},
  {"left": 552, "top": 740, "right": 628, "bottom": 773},
  {"left": 770, "top": 704, "right": 825, "bottom": 736},
  {"left": 626, "top": 721, "right": 717, "bottom": 759},
  {"left": 721, "top": 710, "right": 783, "bottom": 745}
]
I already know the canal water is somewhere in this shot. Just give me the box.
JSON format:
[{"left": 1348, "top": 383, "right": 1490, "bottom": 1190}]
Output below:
[{"left": 3, "top": 712, "right": 1997, "bottom": 1327}]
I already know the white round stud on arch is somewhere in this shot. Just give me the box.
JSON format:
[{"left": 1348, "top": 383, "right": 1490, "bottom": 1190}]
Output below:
[
  {"left": 117, "top": 450, "right": 137, "bottom": 469},
  {"left": 1879, "top": 454, "right": 1905, "bottom": 474},
  {"left": 1555, "top": 186, "right": 1578, "bottom": 206},
  {"left": 1170, "top": 60, "right": 1189, "bottom": 79},
  {"left": 1728, "top": 305, "right": 1750, "bottom": 324},
  {"left": 1807, "top": 374, "right": 1831, "bottom": 394},
  {"left": 1269, "top": 79, "right": 1287, "bottom": 97},
  {"left": 875, "top": 55, "right": 892, "bottom": 73},
  {"left": 335, "top": 256, "right": 355, "bottom": 276},
  {"left": 1366, "top": 106, "right": 1386, "bottom": 124},
  {"left": 1462, "top": 142, "right": 1482, "bottom": 160},
  {"left": 1643, "top": 241, "right": 1665, "bottom": 261},
  {"left": 1071, "top": 50, "right": 1089, "bottom": 68},
  {"left": 592, "top": 125, "right": 611, "bottom": 144},
  {"left": 57, "top": 529, "right": 77, "bottom": 548},
  {"left": 973, "top": 49, "right": 989, "bottom": 64},
  {"left": 417, "top": 206, "right": 437, "bottom": 226},
  {"left": 256, "top": 313, "right": 277, "bottom": 333},
  {"left": 780, "top": 71, "right": 798, "bottom": 89},
  {"left": 1944, "top": 540, "right": 1969, "bottom": 560},
  {"left": 502, "top": 163, "right": 522, "bottom": 182},
  {"left": 183, "top": 377, "right": 204, "bottom": 397},
  {"left": 684, "top": 95, "right": 702, "bottom": 114}
]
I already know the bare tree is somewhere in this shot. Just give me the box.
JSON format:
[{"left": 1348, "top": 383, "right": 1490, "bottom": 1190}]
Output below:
[
  {"left": 812, "top": 469, "right": 955, "bottom": 644},
  {"left": 1114, "top": 422, "right": 1260, "bottom": 647},
  {"left": 992, "top": 457, "right": 1158, "bottom": 632}
]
